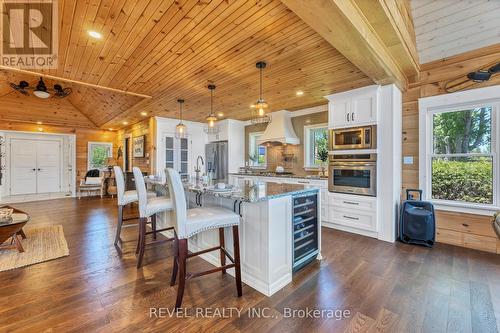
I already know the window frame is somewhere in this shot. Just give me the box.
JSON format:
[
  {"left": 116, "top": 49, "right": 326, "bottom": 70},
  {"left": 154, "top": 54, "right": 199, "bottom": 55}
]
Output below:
[
  {"left": 248, "top": 131, "right": 267, "bottom": 169},
  {"left": 87, "top": 141, "right": 113, "bottom": 170},
  {"left": 419, "top": 86, "right": 500, "bottom": 215},
  {"left": 303, "top": 123, "right": 328, "bottom": 170}
]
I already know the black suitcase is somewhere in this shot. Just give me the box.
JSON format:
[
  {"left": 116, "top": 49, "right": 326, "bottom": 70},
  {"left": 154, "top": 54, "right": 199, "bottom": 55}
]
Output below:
[{"left": 399, "top": 189, "right": 435, "bottom": 247}]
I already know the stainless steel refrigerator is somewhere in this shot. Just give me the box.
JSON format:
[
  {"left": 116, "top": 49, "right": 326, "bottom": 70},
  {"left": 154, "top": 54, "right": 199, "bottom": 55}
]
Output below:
[{"left": 205, "top": 141, "right": 228, "bottom": 183}]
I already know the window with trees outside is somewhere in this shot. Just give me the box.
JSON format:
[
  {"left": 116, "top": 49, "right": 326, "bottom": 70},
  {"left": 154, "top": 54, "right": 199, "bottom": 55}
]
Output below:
[
  {"left": 248, "top": 132, "right": 267, "bottom": 168},
  {"left": 88, "top": 142, "right": 113, "bottom": 170},
  {"left": 304, "top": 124, "right": 328, "bottom": 169},
  {"left": 430, "top": 106, "right": 496, "bottom": 207}
]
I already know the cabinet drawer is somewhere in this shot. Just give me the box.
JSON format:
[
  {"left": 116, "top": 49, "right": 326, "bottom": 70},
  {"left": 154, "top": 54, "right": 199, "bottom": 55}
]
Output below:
[
  {"left": 329, "top": 193, "right": 376, "bottom": 211},
  {"left": 332, "top": 208, "right": 376, "bottom": 232}
]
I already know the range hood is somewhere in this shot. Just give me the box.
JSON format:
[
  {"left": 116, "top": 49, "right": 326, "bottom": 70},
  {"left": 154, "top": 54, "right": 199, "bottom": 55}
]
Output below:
[{"left": 257, "top": 110, "right": 300, "bottom": 145}]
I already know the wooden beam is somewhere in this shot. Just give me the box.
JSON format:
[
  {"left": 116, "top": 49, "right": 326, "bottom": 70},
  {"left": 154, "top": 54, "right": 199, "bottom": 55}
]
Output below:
[
  {"left": 0, "top": 66, "right": 152, "bottom": 99},
  {"left": 280, "top": 0, "right": 412, "bottom": 90}
]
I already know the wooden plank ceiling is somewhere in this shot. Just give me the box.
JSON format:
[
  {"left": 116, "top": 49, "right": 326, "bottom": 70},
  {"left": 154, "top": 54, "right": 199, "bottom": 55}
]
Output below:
[
  {"left": 410, "top": 0, "right": 500, "bottom": 64},
  {"left": 0, "top": 0, "right": 373, "bottom": 129}
]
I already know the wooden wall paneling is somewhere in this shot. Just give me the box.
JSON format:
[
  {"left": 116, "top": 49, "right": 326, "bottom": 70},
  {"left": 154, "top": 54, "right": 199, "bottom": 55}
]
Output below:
[
  {"left": 402, "top": 44, "right": 500, "bottom": 253},
  {"left": 116, "top": 118, "right": 152, "bottom": 174}
]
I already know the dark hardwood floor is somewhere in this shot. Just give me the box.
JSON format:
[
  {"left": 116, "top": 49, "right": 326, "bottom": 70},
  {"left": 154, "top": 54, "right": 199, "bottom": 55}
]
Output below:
[{"left": 0, "top": 197, "right": 499, "bottom": 332}]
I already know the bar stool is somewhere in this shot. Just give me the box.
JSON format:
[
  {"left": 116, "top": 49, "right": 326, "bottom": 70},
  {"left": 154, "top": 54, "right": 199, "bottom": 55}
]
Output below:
[
  {"left": 165, "top": 168, "right": 242, "bottom": 309},
  {"left": 113, "top": 166, "right": 157, "bottom": 246},
  {"left": 133, "top": 167, "right": 175, "bottom": 268}
]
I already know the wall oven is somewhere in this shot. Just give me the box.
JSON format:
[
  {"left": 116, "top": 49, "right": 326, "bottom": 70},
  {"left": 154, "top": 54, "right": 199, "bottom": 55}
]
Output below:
[
  {"left": 329, "top": 125, "right": 376, "bottom": 150},
  {"left": 328, "top": 154, "right": 377, "bottom": 196}
]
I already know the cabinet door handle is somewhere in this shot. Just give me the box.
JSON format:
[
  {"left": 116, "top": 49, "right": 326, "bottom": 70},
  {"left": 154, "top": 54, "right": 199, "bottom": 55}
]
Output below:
[
  {"left": 32, "top": 168, "right": 36, "bottom": 171},
  {"left": 298, "top": 181, "right": 310, "bottom": 184},
  {"left": 351, "top": 112, "right": 355, "bottom": 122},
  {"left": 343, "top": 215, "right": 359, "bottom": 220},
  {"left": 343, "top": 201, "right": 359, "bottom": 205},
  {"left": 346, "top": 113, "right": 350, "bottom": 122}
]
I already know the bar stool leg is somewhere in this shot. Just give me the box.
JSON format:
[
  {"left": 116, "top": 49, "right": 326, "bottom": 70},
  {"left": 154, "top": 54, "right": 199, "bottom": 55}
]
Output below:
[
  {"left": 151, "top": 214, "right": 157, "bottom": 240},
  {"left": 170, "top": 233, "right": 179, "bottom": 286},
  {"left": 219, "top": 227, "right": 226, "bottom": 275},
  {"left": 232, "top": 225, "right": 242, "bottom": 297},
  {"left": 114, "top": 205, "right": 123, "bottom": 245},
  {"left": 137, "top": 217, "right": 147, "bottom": 268},
  {"left": 174, "top": 238, "right": 188, "bottom": 309}
]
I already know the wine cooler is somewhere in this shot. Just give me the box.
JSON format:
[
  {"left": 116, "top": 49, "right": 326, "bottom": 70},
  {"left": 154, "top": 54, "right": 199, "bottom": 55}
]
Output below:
[{"left": 292, "top": 191, "right": 319, "bottom": 272}]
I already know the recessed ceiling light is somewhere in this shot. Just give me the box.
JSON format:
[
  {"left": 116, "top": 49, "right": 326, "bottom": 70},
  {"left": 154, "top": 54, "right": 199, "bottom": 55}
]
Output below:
[
  {"left": 108, "top": 128, "right": 113, "bottom": 131},
  {"left": 88, "top": 31, "right": 102, "bottom": 39},
  {"left": 250, "top": 104, "right": 255, "bottom": 108},
  {"left": 141, "top": 112, "right": 148, "bottom": 116},
  {"left": 217, "top": 112, "right": 224, "bottom": 118},
  {"left": 296, "top": 90, "right": 304, "bottom": 96},
  {"left": 37, "top": 127, "right": 43, "bottom": 132},
  {"left": 36, "top": 121, "right": 42, "bottom": 125},
  {"left": 122, "top": 121, "right": 128, "bottom": 125}
]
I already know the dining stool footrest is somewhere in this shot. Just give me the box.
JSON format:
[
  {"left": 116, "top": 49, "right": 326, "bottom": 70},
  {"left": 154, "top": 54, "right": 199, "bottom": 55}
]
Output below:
[{"left": 187, "top": 264, "right": 236, "bottom": 280}]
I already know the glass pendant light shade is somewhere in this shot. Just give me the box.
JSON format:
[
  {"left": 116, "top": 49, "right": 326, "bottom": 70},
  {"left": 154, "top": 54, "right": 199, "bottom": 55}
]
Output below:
[
  {"left": 251, "top": 61, "right": 271, "bottom": 124},
  {"left": 204, "top": 84, "right": 221, "bottom": 134},
  {"left": 175, "top": 99, "right": 188, "bottom": 138}
]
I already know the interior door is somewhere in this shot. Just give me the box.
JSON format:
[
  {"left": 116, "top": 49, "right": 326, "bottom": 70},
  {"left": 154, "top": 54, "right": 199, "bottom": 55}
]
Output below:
[
  {"left": 10, "top": 139, "right": 37, "bottom": 195},
  {"left": 36, "top": 140, "right": 61, "bottom": 193}
]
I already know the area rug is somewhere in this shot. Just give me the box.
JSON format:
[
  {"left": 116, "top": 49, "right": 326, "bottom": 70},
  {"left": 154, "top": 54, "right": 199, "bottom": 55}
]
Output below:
[{"left": 0, "top": 225, "right": 69, "bottom": 272}]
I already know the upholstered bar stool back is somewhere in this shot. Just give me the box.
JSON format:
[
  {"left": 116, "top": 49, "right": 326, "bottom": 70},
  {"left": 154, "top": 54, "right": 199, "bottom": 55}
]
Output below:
[
  {"left": 166, "top": 168, "right": 242, "bottom": 309},
  {"left": 132, "top": 167, "right": 174, "bottom": 268}
]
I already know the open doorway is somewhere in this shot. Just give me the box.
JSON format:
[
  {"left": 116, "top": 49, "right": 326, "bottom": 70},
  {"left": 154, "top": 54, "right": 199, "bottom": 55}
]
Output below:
[{"left": 123, "top": 134, "right": 132, "bottom": 172}]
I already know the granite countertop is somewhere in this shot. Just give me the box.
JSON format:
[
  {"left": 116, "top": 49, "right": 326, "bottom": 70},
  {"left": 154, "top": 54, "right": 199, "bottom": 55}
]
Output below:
[
  {"left": 189, "top": 179, "right": 318, "bottom": 203},
  {"left": 229, "top": 172, "right": 328, "bottom": 181}
]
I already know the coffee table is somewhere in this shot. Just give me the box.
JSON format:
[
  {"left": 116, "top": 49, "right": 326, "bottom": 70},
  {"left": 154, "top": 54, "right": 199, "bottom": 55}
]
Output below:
[{"left": 0, "top": 206, "right": 30, "bottom": 253}]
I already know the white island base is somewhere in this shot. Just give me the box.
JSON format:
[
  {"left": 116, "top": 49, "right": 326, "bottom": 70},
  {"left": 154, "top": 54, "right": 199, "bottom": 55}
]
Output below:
[{"left": 157, "top": 189, "right": 321, "bottom": 297}]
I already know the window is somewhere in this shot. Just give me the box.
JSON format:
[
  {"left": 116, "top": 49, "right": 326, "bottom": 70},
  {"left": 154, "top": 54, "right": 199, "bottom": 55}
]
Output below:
[
  {"left": 248, "top": 132, "right": 267, "bottom": 168},
  {"left": 431, "top": 107, "right": 493, "bottom": 204},
  {"left": 304, "top": 124, "right": 328, "bottom": 169},
  {"left": 420, "top": 86, "right": 500, "bottom": 214},
  {"left": 88, "top": 142, "right": 113, "bottom": 170},
  {"left": 164, "top": 135, "right": 189, "bottom": 180}
]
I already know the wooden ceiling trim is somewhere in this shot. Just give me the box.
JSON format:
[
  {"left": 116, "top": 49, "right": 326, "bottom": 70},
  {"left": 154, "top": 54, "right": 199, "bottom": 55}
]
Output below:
[
  {"left": 133, "top": 2, "right": 299, "bottom": 94},
  {"left": 114, "top": 3, "right": 279, "bottom": 91},
  {"left": 109, "top": 0, "right": 250, "bottom": 89}
]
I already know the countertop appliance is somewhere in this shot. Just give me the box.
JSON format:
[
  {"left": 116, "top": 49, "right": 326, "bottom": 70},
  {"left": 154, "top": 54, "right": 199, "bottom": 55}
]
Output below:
[
  {"left": 206, "top": 141, "right": 228, "bottom": 183},
  {"left": 329, "top": 125, "right": 376, "bottom": 150},
  {"left": 328, "top": 153, "right": 376, "bottom": 196}
]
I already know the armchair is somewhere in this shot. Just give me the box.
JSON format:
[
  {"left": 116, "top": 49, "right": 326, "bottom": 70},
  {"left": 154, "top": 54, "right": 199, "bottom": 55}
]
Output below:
[{"left": 78, "top": 169, "right": 105, "bottom": 199}]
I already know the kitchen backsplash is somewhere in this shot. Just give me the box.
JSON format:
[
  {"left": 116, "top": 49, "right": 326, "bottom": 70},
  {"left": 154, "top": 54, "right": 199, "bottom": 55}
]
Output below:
[{"left": 245, "top": 109, "right": 328, "bottom": 176}]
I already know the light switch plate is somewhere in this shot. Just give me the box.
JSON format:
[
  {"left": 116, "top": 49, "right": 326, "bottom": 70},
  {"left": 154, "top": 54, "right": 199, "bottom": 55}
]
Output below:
[{"left": 403, "top": 156, "right": 414, "bottom": 165}]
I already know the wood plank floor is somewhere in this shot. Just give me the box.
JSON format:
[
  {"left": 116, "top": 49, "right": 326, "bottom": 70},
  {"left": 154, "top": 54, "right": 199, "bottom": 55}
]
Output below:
[{"left": 0, "top": 198, "right": 499, "bottom": 333}]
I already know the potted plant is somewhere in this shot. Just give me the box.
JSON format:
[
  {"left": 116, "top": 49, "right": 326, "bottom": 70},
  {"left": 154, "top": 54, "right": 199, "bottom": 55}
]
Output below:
[{"left": 316, "top": 147, "right": 329, "bottom": 176}]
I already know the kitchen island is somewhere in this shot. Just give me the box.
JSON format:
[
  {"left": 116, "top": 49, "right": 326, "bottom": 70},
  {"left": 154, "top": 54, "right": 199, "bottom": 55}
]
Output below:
[{"left": 154, "top": 178, "right": 321, "bottom": 296}]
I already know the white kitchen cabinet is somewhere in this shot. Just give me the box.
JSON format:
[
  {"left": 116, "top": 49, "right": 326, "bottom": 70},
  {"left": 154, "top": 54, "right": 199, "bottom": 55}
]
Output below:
[
  {"left": 326, "top": 85, "right": 379, "bottom": 128},
  {"left": 326, "top": 192, "right": 378, "bottom": 237}
]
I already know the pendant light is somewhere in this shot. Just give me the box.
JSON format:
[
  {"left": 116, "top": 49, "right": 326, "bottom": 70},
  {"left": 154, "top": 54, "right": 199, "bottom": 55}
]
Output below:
[
  {"left": 175, "top": 99, "right": 187, "bottom": 138},
  {"left": 204, "top": 84, "right": 221, "bottom": 134},
  {"left": 251, "top": 61, "right": 271, "bottom": 124}
]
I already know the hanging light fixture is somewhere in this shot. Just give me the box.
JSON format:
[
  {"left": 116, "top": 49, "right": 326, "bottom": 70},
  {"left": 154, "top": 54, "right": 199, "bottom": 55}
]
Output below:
[
  {"left": 175, "top": 99, "right": 187, "bottom": 138},
  {"left": 204, "top": 84, "right": 221, "bottom": 134},
  {"left": 251, "top": 61, "right": 271, "bottom": 124}
]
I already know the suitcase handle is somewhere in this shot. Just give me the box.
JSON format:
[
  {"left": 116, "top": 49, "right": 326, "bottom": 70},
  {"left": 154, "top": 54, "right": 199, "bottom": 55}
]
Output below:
[{"left": 406, "top": 189, "right": 422, "bottom": 200}]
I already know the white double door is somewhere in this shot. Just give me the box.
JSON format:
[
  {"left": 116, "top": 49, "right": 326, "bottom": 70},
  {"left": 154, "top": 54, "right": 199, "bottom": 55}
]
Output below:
[{"left": 10, "top": 139, "right": 61, "bottom": 195}]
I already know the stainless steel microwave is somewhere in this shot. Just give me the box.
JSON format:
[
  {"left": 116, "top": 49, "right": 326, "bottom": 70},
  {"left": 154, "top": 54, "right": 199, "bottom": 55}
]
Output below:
[
  {"left": 328, "top": 154, "right": 377, "bottom": 196},
  {"left": 329, "top": 125, "right": 376, "bottom": 150}
]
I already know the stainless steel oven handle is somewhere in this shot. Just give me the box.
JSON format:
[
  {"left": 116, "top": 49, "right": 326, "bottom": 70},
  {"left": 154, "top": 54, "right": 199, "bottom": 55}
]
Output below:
[
  {"left": 343, "top": 215, "right": 359, "bottom": 220},
  {"left": 343, "top": 201, "right": 359, "bottom": 205}
]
